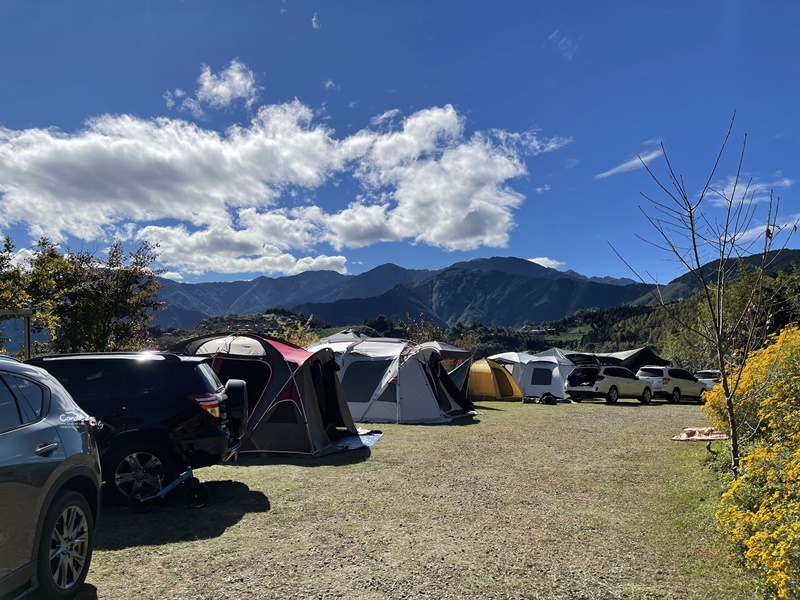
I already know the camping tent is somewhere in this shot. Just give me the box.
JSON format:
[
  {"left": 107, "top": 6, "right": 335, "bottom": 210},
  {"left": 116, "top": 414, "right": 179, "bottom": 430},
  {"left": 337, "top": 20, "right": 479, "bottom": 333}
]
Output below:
[
  {"left": 447, "top": 359, "right": 472, "bottom": 396},
  {"left": 533, "top": 346, "right": 668, "bottom": 373},
  {"left": 467, "top": 358, "right": 523, "bottom": 402},
  {"left": 310, "top": 337, "right": 474, "bottom": 424},
  {"left": 169, "top": 333, "right": 360, "bottom": 455},
  {"left": 489, "top": 352, "right": 574, "bottom": 403},
  {"left": 597, "top": 347, "right": 669, "bottom": 372}
]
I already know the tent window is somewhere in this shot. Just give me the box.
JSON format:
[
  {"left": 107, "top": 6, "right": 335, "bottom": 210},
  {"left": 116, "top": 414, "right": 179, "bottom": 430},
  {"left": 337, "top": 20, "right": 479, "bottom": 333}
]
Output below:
[
  {"left": 342, "top": 360, "right": 392, "bottom": 403},
  {"left": 375, "top": 382, "right": 397, "bottom": 403},
  {"left": 530, "top": 368, "right": 552, "bottom": 386}
]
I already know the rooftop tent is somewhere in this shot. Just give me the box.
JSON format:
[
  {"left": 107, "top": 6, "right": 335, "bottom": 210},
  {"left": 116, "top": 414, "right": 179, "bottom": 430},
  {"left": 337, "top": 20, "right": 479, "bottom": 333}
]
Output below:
[
  {"left": 534, "top": 347, "right": 610, "bottom": 366},
  {"left": 533, "top": 346, "right": 669, "bottom": 373},
  {"left": 335, "top": 338, "right": 475, "bottom": 424},
  {"left": 596, "top": 347, "right": 669, "bottom": 372},
  {"left": 489, "top": 352, "right": 574, "bottom": 403},
  {"left": 467, "top": 358, "right": 523, "bottom": 402},
  {"left": 169, "top": 333, "right": 360, "bottom": 456}
]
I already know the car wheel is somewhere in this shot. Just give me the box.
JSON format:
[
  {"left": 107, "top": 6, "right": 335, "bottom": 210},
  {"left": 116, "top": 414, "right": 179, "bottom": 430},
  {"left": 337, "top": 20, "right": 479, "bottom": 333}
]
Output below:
[
  {"left": 606, "top": 386, "right": 619, "bottom": 404},
  {"left": 640, "top": 387, "right": 652, "bottom": 404},
  {"left": 36, "top": 490, "right": 94, "bottom": 599},
  {"left": 105, "top": 442, "right": 177, "bottom": 502},
  {"left": 184, "top": 482, "right": 210, "bottom": 509},
  {"left": 697, "top": 389, "right": 706, "bottom": 405},
  {"left": 669, "top": 388, "right": 681, "bottom": 404}
]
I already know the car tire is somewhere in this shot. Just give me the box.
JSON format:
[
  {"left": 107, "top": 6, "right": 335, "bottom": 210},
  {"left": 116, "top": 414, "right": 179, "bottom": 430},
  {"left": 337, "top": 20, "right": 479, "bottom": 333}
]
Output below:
[
  {"left": 640, "top": 387, "right": 652, "bottom": 404},
  {"left": 606, "top": 386, "right": 619, "bottom": 404},
  {"left": 697, "top": 389, "right": 706, "bottom": 405},
  {"left": 35, "top": 490, "right": 94, "bottom": 599},
  {"left": 669, "top": 388, "right": 681, "bottom": 404},
  {"left": 105, "top": 441, "right": 177, "bottom": 502}
]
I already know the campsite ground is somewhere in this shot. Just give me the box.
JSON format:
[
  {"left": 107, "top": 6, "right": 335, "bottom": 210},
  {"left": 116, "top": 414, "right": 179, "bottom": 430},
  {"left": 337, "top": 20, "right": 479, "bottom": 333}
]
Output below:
[{"left": 77, "top": 400, "right": 757, "bottom": 599}]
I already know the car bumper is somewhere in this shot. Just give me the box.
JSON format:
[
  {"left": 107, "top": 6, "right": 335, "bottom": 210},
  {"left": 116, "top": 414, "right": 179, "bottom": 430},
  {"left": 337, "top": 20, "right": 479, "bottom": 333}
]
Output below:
[{"left": 181, "top": 426, "right": 232, "bottom": 468}]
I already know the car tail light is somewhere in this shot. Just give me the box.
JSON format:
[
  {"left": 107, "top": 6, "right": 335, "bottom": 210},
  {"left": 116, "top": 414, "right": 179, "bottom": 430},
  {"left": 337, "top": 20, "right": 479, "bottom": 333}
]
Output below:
[
  {"left": 662, "top": 377, "right": 670, "bottom": 385},
  {"left": 595, "top": 375, "right": 605, "bottom": 381},
  {"left": 189, "top": 392, "right": 222, "bottom": 418}
]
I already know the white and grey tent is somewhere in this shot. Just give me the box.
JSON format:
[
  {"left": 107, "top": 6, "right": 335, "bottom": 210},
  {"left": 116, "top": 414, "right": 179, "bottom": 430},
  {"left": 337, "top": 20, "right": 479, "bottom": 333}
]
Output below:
[
  {"left": 489, "top": 352, "right": 575, "bottom": 404},
  {"left": 308, "top": 337, "right": 474, "bottom": 424}
]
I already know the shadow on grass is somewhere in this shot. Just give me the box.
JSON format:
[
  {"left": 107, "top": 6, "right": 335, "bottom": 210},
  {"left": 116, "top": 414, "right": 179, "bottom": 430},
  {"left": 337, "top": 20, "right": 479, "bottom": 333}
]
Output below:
[
  {"left": 232, "top": 445, "right": 373, "bottom": 468},
  {"left": 573, "top": 398, "right": 668, "bottom": 408},
  {"left": 94, "top": 479, "right": 269, "bottom": 551},
  {"left": 471, "top": 403, "right": 507, "bottom": 412}
]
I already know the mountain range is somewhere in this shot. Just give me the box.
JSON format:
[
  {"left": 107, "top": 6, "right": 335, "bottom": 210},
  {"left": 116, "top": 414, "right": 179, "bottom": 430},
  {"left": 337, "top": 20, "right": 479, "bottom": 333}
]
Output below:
[
  {"left": 154, "top": 256, "right": 648, "bottom": 330},
  {"left": 153, "top": 250, "right": 800, "bottom": 331}
]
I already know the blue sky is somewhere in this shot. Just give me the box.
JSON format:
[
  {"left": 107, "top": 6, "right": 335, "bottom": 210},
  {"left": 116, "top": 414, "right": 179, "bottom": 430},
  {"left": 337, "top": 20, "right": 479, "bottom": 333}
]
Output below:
[{"left": 0, "top": 1, "right": 797, "bottom": 284}]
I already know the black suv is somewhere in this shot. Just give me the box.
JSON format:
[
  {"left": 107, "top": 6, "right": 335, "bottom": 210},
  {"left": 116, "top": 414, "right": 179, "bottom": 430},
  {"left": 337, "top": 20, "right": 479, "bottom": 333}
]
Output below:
[
  {"left": 27, "top": 352, "right": 245, "bottom": 501},
  {"left": 0, "top": 356, "right": 102, "bottom": 599}
]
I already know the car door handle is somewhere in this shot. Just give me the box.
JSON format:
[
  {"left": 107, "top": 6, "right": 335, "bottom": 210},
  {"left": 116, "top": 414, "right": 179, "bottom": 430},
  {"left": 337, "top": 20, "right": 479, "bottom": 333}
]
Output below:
[{"left": 35, "top": 442, "right": 59, "bottom": 456}]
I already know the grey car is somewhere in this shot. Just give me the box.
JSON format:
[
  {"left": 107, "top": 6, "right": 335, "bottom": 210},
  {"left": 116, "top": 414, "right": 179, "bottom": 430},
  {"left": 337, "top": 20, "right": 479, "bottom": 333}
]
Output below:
[{"left": 0, "top": 356, "right": 102, "bottom": 599}]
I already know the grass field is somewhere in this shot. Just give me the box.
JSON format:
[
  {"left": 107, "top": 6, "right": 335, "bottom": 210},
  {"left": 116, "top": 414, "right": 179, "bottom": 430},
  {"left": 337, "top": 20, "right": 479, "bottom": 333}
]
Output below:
[{"left": 76, "top": 400, "right": 758, "bottom": 599}]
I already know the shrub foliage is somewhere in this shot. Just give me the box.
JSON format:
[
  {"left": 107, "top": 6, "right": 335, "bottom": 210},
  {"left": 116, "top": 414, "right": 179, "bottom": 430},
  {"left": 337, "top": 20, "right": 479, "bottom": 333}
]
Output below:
[{"left": 705, "top": 325, "right": 800, "bottom": 599}]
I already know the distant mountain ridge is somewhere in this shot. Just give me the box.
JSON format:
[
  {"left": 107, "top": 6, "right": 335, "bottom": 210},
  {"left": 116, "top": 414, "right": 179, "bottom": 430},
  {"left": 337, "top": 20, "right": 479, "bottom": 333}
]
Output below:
[{"left": 153, "top": 256, "right": 651, "bottom": 330}]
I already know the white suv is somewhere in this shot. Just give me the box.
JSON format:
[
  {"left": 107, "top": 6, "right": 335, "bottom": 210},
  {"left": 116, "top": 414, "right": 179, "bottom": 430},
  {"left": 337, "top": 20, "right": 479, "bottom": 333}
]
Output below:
[
  {"left": 565, "top": 365, "right": 652, "bottom": 404},
  {"left": 635, "top": 366, "right": 706, "bottom": 404},
  {"left": 694, "top": 370, "right": 722, "bottom": 391}
]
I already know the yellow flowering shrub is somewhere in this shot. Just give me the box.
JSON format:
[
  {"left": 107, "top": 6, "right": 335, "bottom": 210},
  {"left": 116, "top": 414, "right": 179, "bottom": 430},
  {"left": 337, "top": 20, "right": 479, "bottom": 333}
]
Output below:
[{"left": 705, "top": 325, "right": 800, "bottom": 599}]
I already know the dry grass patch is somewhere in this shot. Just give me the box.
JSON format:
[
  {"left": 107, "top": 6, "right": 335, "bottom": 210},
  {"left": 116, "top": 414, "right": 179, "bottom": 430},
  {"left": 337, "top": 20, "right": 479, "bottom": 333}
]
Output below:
[{"left": 77, "top": 400, "right": 756, "bottom": 599}]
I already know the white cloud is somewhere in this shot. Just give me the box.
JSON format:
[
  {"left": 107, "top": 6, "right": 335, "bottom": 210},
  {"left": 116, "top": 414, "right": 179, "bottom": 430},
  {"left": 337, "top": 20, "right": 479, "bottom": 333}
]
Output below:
[
  {"left": 196, "top": 59, "right": 260, "bottom": 109},
  {"left": 562, "top": 158, "right": 579, "bottom": 169},
  {"left": 536, "top": 184, "right": 551, "bottom": 194},
  {"left": 180, "top": 97, "right": 205, "bottom": 119},
  {"left": 312, "top": 12, "right": 321, "bottom": 29},
  {"left": 163, "top": 91, "right": 176, "bottom": 110},
  {"left": 164, "top": 61, "right": 260, "bottom": 118},
  {"left": 528, "top": 257, "right": 565, "bottom": 270},
  {"left": 136, "top": 222, "right": 347, "bottom": 276},
  {"left": 594, "top": 149, "right": 662, "bottom": 180},
  {"left": 323, "top": 79, "right": 340, "bottom": 91},
  {"left": 735, "top": 213, "right": 800, "bottom": 247},
  {"left": 544, "top": 30, "right": 579, "bottom": 61},
  {"left": 0, "top": 88, "right": 571, "bottom": 277},
  {"left": 708, "top": 174, "right": 793, "bottom": 207},
  {"left": 370, "top": 108, "right": 401, "bottom": 127}
]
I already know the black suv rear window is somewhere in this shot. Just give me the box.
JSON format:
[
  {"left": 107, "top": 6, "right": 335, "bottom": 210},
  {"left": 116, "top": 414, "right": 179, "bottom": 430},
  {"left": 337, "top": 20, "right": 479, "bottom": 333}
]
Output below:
[{"left": 195, "top": 362, "right": 223, "bottom": 393}]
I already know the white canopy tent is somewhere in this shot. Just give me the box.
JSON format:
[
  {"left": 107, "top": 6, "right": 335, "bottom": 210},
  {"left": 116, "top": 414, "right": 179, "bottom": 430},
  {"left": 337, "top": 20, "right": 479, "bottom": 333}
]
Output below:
[
  {"left": 309, "top": 337, "right": 474, "bottom": 423},
  {"left": 489, "top": 352, "right": 575, "bottom": 403}
]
